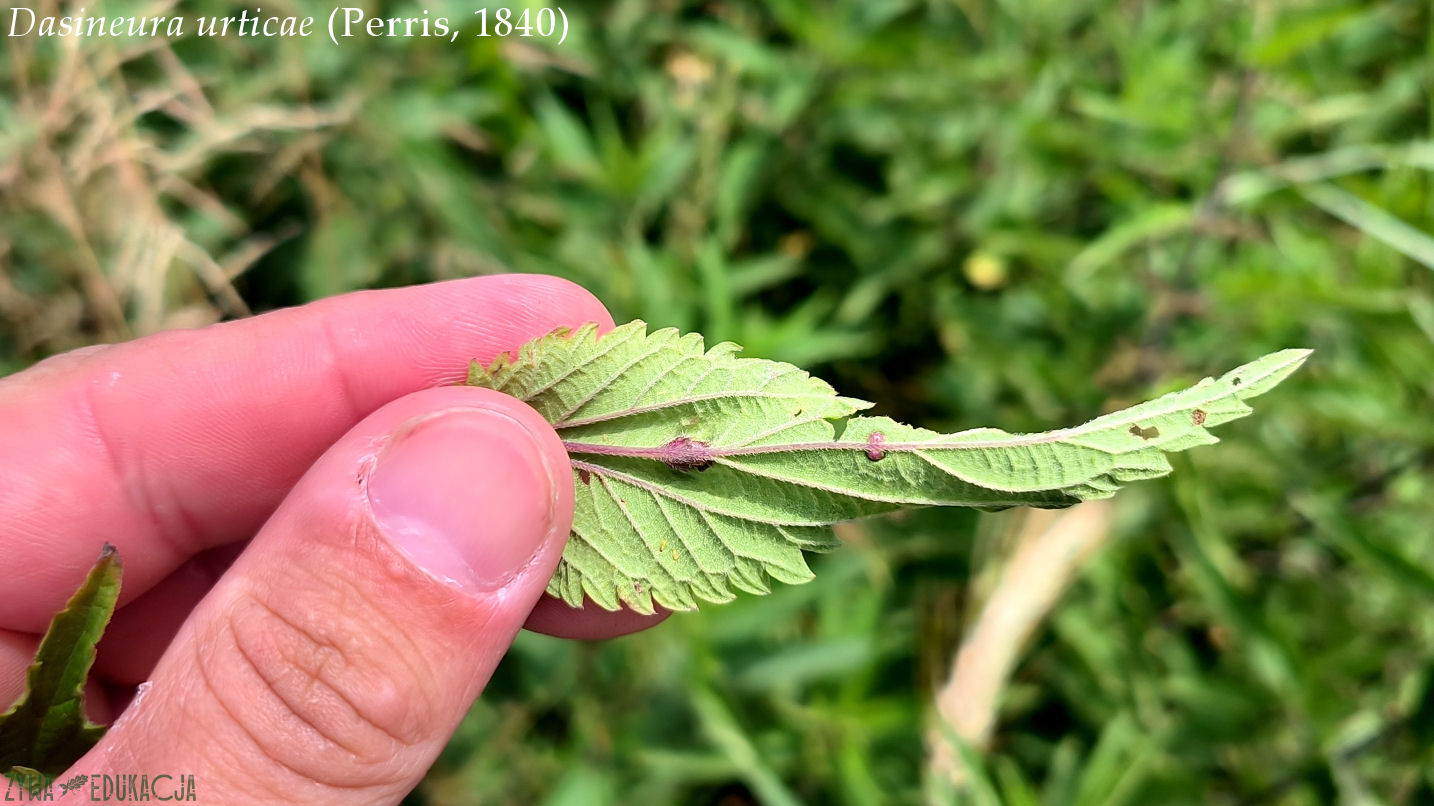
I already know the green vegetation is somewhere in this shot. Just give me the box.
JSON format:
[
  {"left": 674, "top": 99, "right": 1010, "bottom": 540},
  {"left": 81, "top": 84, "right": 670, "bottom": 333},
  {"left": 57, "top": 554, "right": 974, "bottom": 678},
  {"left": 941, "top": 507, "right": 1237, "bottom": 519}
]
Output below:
[
  {"left": 2, "top": 0, "right": 1432, "bottom": 803},
  {"left": 0, "top": 545, "right": 120, "bottom": 776}
]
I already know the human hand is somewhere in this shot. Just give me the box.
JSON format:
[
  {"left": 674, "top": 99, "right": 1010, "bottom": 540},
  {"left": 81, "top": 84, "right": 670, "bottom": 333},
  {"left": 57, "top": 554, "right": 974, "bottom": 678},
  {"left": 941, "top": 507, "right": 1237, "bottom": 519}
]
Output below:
[{"left": 0, "top": 275, "right": 666, "bottom": 803}]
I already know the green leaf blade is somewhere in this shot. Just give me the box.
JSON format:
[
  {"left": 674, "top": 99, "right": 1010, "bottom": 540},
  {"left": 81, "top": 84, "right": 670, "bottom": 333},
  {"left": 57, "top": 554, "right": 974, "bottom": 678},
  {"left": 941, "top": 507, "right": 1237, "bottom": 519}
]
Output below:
[
  {"left": 0, "top": 544, "right": 123, "bottom": 776},
  {"left": 466, "top": 321, "right": 1308, "bottom": 613}
]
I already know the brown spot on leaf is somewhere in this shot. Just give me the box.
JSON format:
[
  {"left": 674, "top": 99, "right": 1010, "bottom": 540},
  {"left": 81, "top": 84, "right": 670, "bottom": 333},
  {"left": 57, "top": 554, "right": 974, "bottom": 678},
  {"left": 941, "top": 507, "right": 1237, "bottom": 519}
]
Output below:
[
  {"left": 578, "top": 469, "right": 591, "bottom": 485},
  {"left": 1191, "top": 409, "right": 1207, "bottom": 426},
  {"left": 1129, "top": 424, "right": 1160, "bottom": 440},
  {"left": 866, "top": 431, "right": 887, "bottom": 461}
]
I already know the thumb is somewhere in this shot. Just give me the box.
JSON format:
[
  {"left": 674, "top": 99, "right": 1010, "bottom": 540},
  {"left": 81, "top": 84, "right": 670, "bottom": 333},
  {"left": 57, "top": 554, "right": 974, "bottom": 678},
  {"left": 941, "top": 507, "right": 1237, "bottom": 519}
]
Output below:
[{"left": 73, "top": 386, "right": 573, "bottom": 805}]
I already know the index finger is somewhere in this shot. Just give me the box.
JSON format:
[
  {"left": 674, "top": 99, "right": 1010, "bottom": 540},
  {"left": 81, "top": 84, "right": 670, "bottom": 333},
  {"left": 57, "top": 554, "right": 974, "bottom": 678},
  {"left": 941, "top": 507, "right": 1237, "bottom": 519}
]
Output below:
[{"left": 0, "top": 274, "right": 613, "bottom": 630}]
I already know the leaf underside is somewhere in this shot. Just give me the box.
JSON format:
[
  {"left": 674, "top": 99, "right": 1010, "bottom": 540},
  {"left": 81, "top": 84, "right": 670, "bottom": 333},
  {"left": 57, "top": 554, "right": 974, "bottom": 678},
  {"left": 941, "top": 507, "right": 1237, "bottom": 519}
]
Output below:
[
  {"left": 0, "top": 544, "right": 121, "bottom": 776},
  {"left": 467, "top": 321, "right": 1309, "bottom": 614}
]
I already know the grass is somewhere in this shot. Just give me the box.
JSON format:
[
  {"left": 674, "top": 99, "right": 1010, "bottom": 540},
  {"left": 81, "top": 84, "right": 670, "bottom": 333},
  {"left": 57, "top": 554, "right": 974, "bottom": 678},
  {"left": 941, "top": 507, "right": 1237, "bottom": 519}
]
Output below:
[{"left": 3, "top": 0, "right": 1433, "bottom": 803}]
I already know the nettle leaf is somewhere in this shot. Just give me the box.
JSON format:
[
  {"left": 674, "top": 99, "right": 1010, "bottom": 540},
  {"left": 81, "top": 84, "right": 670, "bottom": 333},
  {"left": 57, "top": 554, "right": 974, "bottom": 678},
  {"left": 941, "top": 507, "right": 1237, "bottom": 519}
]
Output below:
[
  {"left": 467, "top": 321, "right": 1309, "bottom": 614},
  {"left": 0, "top": 544, "right": 121, "bottom": 776}
]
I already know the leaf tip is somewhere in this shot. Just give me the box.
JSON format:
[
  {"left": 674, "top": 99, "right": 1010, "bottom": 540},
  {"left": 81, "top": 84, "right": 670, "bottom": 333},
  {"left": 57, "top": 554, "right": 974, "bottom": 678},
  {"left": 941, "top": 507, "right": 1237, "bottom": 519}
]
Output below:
[
  {"left": 1219, "top": 347, "right": 1313, "bottom": 399},
  {"left": 839, "top": 395, "right": 876, "bottom": 412},
  {"left": 1272, "top": 347, "right": 1314, "bottom": 368},
  {"left": 94, "top": 543, "right": 121, "bottom": 575}
]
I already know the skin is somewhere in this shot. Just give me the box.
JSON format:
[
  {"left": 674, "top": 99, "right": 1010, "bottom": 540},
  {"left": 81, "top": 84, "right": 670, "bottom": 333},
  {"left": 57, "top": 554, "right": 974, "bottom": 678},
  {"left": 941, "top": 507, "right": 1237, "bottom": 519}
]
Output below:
[{"left": 0, "top": 275, "right": 666, "bottom": 803}]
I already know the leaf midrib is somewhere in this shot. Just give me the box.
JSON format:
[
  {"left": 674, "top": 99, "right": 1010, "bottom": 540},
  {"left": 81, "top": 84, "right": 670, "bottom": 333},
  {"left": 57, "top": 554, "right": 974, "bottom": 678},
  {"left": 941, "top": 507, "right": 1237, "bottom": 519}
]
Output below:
[{"left": 556, "top": 347, "right": 1308, "bottom": 458}]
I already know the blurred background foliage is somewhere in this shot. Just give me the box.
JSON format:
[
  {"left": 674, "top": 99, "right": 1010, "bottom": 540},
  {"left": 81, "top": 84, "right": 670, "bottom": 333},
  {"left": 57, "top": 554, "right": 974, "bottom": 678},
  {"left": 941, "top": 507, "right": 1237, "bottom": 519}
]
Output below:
[{"left": 3, "top": 0, "right": 1433, "bottom": 802}]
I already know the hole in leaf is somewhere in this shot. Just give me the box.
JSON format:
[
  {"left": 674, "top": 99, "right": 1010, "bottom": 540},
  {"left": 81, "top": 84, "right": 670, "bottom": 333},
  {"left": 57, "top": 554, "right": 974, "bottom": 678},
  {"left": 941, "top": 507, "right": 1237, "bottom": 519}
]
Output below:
[{"left": 1129, "top": 425, "right": 1160, "bottom": 440}]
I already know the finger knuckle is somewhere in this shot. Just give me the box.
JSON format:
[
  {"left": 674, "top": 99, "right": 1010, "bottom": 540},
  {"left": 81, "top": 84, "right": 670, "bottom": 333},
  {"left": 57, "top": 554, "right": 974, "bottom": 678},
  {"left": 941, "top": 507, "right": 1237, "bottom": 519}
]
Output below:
[{"left": 195, "top": 577, "right": 437, "bottom": 791}]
